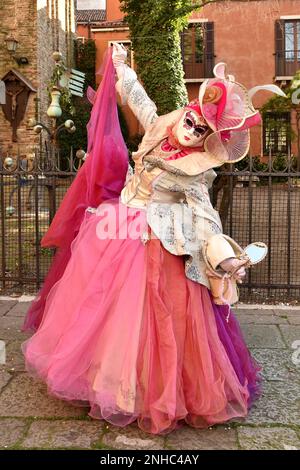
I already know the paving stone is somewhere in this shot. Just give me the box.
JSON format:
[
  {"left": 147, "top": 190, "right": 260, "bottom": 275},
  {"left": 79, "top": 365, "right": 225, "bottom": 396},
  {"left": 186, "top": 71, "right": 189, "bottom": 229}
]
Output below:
[
  {"left": 250, "top": 349, "right": 300, "bottom": 383},
  {"left": 0, "top": 418, "right": 28, "bottom": 448},
  {"left": 273, "top": 309, "right": 300, "bottom": 317},
  {"left": 233, "top": 308, "right": 276, "bottom": 316},
  {"left": 238, "top": 426, "right": 300, "bottom": 450},
  {"left": 0, "top": 301, "right": 17, "bottom": 317},
  {"left": 102, "top": 423, "right": 165, "bottom": 450},
  {"left": 0, "top": 374, "right": 87, "bottom": 418},
  {"left": 21, "top": 419, "right": 103, "bottom": 449},
  {"left": 0, "top": 316, "right": 30, "bottom": 341},
  {"left": 0, "top": 370, "right": 12, "bottom": 392},
  {"left": 279, "top": 325, "right": 300, "bottom": 348},
  {"left": 166, "top": 425, "right": 238, "bottom": 450},
  {"left": 238, "top": 314, "right": 288, "bottom": 325},
  {"left": 240, "top": 324, "right": 286, "bottom": 349},
  {"left": 287, "top": 315, "right": 300, "bottom": 325},
  {"left": 0, "top": 299, "right": 298, "bottom": 450},
  {"left": 5, "top": 302, "right": 32, "bottom": 317},
  {"left": 3, "top": 340, "right": 26, "bottom": 372},
  {"left": 240, "top": 380, "right": 300, "bottom": 426}
]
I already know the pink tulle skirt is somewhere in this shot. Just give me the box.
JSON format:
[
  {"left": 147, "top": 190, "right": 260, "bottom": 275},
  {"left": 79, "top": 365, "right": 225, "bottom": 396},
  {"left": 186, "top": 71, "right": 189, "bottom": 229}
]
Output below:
[{"left": 22, "top": 198, "right": 261, "bottom": 434}]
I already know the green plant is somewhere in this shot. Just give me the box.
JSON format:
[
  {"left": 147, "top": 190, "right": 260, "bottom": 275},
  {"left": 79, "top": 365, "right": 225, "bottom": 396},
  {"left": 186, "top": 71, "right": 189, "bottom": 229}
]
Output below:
[
  {"left": 56, "top": 99, "right": 92, "bottom": 168},
  {"left": 261, "top": 69, "right": 300, "bottom": 167},
  {"left": 118, "top": 105, "right": 130, "bottom": 143},
  {"left": 74, "top": 39, "right": 97, "bottom": 91},
  {"left": 56, "top": 40, "right": 97, "bottom": 161},
  {"left": 120, "top": 1, "right": 205, "bottom": 114},
  {"left": 235, "top": 156, "right": 267, "bottom": 172}
]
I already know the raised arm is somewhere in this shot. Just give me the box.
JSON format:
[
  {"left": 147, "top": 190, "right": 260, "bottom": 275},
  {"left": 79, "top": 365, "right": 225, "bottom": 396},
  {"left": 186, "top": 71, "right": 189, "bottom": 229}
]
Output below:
[{"left": 112, "top": 43, "right": 158, "bottom": 131}]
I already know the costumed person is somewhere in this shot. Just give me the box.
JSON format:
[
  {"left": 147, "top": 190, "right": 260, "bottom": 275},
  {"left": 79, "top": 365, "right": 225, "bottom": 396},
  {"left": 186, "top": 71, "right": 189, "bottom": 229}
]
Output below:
[{"left": 22, "top": 45, "right": 285, "bottom": 435}]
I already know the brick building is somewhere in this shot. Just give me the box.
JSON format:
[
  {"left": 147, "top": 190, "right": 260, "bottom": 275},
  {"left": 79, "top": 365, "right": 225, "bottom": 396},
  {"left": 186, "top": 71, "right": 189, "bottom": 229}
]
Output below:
[
  {"left": 0, "top": 0, "right": 76, "bottom": 157},
  {"left": 76, "top": 0, "right": 300, "bottom": 158}
]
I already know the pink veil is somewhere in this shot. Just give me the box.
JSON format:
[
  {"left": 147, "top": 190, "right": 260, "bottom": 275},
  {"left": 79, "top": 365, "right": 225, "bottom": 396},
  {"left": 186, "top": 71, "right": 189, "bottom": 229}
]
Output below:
[{"left": 23, "top": 48, "right": 129, "bottom": 331}]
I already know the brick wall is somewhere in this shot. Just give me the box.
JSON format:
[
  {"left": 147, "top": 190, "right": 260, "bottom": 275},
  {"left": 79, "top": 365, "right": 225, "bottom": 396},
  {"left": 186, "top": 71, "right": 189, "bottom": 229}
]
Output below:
[{"left": 0, "top": 0, "right": 76, "bottom": 158}]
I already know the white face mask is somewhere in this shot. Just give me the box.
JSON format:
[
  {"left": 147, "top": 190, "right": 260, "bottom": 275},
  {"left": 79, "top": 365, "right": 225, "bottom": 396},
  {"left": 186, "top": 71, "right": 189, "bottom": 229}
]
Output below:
[{"left": 174, "top": 110, "right": 210, "bottom": 147}]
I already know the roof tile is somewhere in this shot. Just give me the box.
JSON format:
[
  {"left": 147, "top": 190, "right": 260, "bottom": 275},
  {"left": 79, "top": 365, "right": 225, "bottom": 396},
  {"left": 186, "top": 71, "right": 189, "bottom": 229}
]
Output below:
[{"left": 76, "top": 9, "right": 106, "bottom": 23}]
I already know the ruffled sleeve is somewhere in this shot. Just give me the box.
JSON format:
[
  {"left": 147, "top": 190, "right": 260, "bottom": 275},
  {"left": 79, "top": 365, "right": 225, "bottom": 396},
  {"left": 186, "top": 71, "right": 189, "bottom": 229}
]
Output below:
[{"left": 116, "top": 65, "right": 158, "bottom": 131}]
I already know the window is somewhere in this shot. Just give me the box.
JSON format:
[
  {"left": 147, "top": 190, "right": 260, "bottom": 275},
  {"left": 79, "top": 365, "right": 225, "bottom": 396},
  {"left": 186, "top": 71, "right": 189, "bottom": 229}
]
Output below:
[
  {"left": 263, "top": 112, "right": 291, "bottom": 155},
  {"left": 284, "top": 21, "right": 300, "bottom": 61},
  {"left": 181, "top": 22, "right": 214, "bottom": 80},
  {"left": 76, "top": 37, "right": 86, "bottom": 45},
  {"left": 108, "top": 41, "right": 133, "bottom": 69},
  {"left": 275, "top": 20, "right": 300, "bottom": 76}
]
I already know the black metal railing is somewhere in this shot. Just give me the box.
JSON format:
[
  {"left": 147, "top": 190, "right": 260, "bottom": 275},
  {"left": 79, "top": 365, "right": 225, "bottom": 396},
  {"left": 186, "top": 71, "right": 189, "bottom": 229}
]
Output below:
[
  {"left": 213, "top": 153, "right": 300, "bottom": 304},
  {"left": 275, "top": 50, "right": 300, "bottom": 76},
  {"left": 1, "top": 149, "right": 300, "bottom": 304},
  {"left": 0, "top": 148, "right": 81, "bottom": 294}
]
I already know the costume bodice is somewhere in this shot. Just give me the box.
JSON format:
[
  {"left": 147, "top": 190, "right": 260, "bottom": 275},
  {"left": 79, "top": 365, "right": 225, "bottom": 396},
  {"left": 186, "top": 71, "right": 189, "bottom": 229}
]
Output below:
[{"left": 120, "top": 142, "right": 182, "bottom": 209}]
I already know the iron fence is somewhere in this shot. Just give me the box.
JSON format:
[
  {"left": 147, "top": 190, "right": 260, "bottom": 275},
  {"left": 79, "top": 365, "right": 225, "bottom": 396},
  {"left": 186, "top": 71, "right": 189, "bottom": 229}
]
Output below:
[
  {"left": 0, "top": 149, "right": 80, "bottom": 294},
  {"left": 0, "top": 149, "right": 300, "bottom": 304},
  {"left": 214, "top": 153, "right": 300, "bottom": 304}
]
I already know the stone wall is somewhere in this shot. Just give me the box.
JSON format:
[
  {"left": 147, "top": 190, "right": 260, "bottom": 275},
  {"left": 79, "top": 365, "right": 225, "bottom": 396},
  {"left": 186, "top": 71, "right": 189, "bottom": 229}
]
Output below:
[
  {"left": 0, "top": 0, "right": 38, "bottom": 156},
  {"left": 0, "top": 0, "right": 76, "bottom": 157}
]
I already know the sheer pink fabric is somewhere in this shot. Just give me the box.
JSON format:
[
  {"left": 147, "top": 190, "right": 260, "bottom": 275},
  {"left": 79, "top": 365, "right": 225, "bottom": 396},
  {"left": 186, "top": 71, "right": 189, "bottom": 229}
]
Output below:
[
  {"left": 23, "top": 49, "right": 128, "bottom": 332},
  {"left": 22, "top": 200, "right": 252, "bottom": 435}
]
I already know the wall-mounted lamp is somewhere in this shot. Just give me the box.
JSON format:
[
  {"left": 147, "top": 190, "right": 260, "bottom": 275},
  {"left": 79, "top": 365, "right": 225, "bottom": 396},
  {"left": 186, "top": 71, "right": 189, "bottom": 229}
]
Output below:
[
  {"left": 5, "top": 34, "right": 29, "bottom": 65},
  {"left": 5, "top": 35, "right": 18, "bottom": 53}
]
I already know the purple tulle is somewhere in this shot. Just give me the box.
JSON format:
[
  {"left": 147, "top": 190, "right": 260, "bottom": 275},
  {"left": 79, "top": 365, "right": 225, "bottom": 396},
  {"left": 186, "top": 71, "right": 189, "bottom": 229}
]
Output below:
[{"left": 212, "top": 301, "right": 262, "bottom": 407}]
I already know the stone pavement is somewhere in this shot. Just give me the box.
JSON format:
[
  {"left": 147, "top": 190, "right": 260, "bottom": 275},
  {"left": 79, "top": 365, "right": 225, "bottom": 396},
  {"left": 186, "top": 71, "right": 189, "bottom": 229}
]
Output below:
[{"left": 0, "top": 299, "right": 299, "bottom": 451}]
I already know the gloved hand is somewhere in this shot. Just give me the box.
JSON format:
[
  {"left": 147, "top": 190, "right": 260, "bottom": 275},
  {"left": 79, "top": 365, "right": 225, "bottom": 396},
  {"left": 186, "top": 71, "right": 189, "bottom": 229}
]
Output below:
[
  {"left": 219, "top": 257, "right": 247, "bottom": 283},
  {"left": 112, "top": 43, "right": 127, "bottom": 69}
]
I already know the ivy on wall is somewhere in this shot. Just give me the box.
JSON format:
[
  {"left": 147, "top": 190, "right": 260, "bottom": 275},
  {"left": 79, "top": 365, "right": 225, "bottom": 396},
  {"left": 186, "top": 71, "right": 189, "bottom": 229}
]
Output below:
[
  {"left": 120, "top": 0, "right": 203, "bottom": 115},
  {"left": 57, "top": 39, "right": 130, "bottom": 161},
  {"left": 57, "top": 39, "right": 95, "bottom": 160},
  {"left": 74, "top": 39, "right": 97, "bottom": 91},
  {"left": 261, "top": 70, "right": 300, "bottom": 166}
]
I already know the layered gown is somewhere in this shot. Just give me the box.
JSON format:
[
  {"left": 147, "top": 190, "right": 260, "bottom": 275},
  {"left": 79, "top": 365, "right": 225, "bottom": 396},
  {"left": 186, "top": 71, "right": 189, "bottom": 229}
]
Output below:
[{"left": 22, "top": 51, "right": 261, "bottom": 435}]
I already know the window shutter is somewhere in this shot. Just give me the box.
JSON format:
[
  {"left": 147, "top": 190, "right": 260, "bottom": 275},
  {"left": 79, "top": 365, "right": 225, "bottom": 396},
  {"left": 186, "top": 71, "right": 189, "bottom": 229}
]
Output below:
[
  {"left": 275, "top": 19, "right": 285, "bottom": 75},
  {"left": 180, "top": 30, "right": 185, "bottom": 64},
  {"left": 204, "top": 22, "right": 214, "bottom": 78}
]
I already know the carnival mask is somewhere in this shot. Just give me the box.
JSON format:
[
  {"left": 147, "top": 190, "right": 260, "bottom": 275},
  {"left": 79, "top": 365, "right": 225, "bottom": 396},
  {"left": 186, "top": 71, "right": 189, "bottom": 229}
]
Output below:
[{"left": 174, "top": 110, "right": 210, "bottom": 148}]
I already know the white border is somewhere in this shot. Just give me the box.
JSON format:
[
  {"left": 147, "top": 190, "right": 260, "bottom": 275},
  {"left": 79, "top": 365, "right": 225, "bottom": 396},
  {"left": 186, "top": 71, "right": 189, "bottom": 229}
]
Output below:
[
  {"left": 75, "top": 36, "right": 86, "bottom": 44},
  {"left": 275, "top": 76, "right": 293, "bottom": 81},
  {"left": 280, "top": 15, "right": 300, "bottom": 20},
  {"left": 188, "top": 18, "right": 209, "bottom": 23},
  {"left": 91, "top": 27, "right": 129, "bottom": 32},
  {"left": 184, "top": 78, "right": 205, "bottom": 83}
]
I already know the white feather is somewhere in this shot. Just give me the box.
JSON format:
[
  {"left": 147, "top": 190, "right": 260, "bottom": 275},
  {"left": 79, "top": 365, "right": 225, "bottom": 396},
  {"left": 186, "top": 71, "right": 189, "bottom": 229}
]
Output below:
[{"left": 248, "top": 85, "right": 287, "bottom": 99}]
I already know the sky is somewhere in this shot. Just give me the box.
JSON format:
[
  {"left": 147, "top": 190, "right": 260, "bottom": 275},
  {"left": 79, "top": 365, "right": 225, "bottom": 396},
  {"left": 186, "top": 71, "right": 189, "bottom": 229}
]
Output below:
[{"left": 77, "top": 0, "right": 106, "bottom": 10}]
